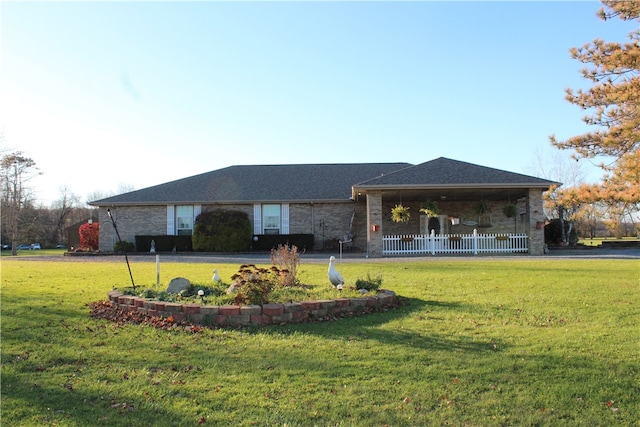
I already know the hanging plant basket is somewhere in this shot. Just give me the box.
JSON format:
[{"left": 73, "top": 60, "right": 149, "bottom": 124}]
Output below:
[
  {"left": 391, "top": 204, "right": 411, "bottom": 223},
  {"left": 503, "top": 204, "right": 517, "bottom": 218},
  {"left": 419, "top": 200, "right": 439, "bottom": 217},
  {"left": 474, "top": 200, "right": 491, "bottom": 215}
]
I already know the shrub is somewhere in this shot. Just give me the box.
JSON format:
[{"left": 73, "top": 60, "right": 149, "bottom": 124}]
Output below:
[
  {"left": 270, "top": 244, "right": 302, "bottom": 287},
  {"left": 78, "top": 222, "right": 99, "bottom": 250},
  {"left": 135, "top": 235, "right": 192, "bottom": 252},
  {"left": 251, "top": 234, "right": 314, "bottom": 251},
  {"left": 192, "top": 210, "right": 252, "bottom": 252},
  {"left": 544, "top": 218, "right": 573, "bottom": 246},
  {"left": 355, "top": 273, "right": 383, "bottom": 292},
  {"left": 140, "top": 288, "right": 157, "bottom": 299},
  {"left": 230, "top": 264, "right": 278, "bottom": 305},
  {"left": 173, "top": 236, "right": 193, "bottom": 251},
  {"left": 114, "top": 240, "right": 134, "bottom": 253},
  {"left": 123, "top": 284, "right": 226, "bottom": 304}
]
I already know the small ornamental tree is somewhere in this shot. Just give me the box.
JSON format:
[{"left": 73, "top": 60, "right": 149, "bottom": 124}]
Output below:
[{"left": 78, "top": 222, "right": 99, "bottom": 250}]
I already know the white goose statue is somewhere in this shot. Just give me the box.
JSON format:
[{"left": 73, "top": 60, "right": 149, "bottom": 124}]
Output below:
[
  {"left": 212, "top": 269, "right": 222, "bottom": 283},
  {"left": 328, "top": 256, "right": 345, "bottom": 289}
]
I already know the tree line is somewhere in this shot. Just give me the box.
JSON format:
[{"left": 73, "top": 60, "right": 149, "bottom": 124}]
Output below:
[
  {"left": 1, "top": 1, "right": 638, "bottom": 252},
  {"left": 547, "top": 0, "right": 639, "bottom": 242},
  {"left": 0, "top": 152, "right": 96, "bottom": 254}
]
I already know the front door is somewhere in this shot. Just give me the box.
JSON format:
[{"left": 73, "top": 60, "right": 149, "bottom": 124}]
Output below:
[{"left": 427, "top": 216, "right": 441, "bottom": 234}]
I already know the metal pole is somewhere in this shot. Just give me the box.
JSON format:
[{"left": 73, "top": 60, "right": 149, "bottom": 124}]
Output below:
[
  {"left": 107, "top": 209, "right": 136, "bottom": 290},
  {"left": 156, "top": 254, "right": 160, "bottom": 290}
]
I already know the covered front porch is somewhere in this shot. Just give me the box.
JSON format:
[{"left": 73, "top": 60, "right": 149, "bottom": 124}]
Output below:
[
  {"left": 360, "top": 189, "right": 545, "bottom": 256},
  {"left": 350, "top": 158, "right": 556, "bottom": 257},
  {"left": 359, "top": 187, "right": 548, "bottom": 256}
]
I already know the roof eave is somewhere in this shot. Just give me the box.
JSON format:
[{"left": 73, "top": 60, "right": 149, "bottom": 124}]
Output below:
[
  {"left": 353, "top": 182, "right": 559, "bottom": 192},
  {"left": 89, "top": 198, "right": 356, "bottom": 207}
]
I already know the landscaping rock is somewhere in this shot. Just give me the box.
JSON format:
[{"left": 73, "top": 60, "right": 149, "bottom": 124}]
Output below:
[{"left": 166, "top": 277, "right": 190, "bottom": 294}]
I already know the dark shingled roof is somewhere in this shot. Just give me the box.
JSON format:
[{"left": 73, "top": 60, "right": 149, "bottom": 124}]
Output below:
[
  {"left": 90, "top": 158, "right": 558, "bottom": 206},
  {"left": 91, "top": 163, "right": 411, "bottom": 205},
  {"left": 354, "top": 157, "right": 556, "bottom": 188}
]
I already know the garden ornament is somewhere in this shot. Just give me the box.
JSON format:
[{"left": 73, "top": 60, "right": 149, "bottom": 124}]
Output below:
[{"left": 328, "top": 256, "right": 345, "bottom": 288}]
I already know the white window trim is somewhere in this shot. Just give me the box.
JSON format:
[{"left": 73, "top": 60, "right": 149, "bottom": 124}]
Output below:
[
  {"left": 167, "top": 205, "right": 175, "bottom": 235},
  {"left": 281, "top": 203, "right": 290, "bottom": 234},
  {"left": 253, "top": 203, "right": 290, "bottom": 234},
  {"left": 175, "top": 205, "right": 195, "bottom": 236},
  {"left": 253, "top": 204, "right": 262, "bottom": 235}
]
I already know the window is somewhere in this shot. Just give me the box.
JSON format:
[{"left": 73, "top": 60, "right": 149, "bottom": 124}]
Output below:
[
  {"left": 262, "top": 204, "right": 281, "bottom": 234},
  {"left": 176, "top": 205, "right": 194, "bottom": 236}
]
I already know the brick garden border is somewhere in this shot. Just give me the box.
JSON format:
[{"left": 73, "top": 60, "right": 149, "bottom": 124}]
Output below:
[{"left": 106, "top": 290, "right": 399, "bottom": 327}]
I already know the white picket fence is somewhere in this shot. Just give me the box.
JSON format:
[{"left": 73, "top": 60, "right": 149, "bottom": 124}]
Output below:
[{"left": 382, "top": 230, "right": 528, "bottom": 255}]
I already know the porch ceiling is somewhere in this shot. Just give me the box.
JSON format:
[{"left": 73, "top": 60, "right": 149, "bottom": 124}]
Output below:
[{"left": 358, "top": 187, "right": 531, "bottom": 203}]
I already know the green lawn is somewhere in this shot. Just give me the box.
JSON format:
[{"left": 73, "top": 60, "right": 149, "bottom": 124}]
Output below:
[
  {"left": 1, "top": 256, "right": 638, "bottom": 426},
  {"left": 0, "top": 249, "right": 68, "bottom": 257},
  {"left": 579, "top": 237, "right": 639, "bottom": 247}
]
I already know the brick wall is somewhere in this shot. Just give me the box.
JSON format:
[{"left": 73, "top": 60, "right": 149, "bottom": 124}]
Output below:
[
  {"left": 106, "top": 290, "right": 399, "bottom": 327},
  {"left": 305, "top": 202, "right": 366, "bottom": 250},
  {"left": 366, "top": 192, "right": 383, "bottom": 257},
  {"left": 97, "top": 203, "right": 365, "bottom": 253},
  {"left": 204, "top": 202, "right": 365, "bottom": 251},
  {"left": 527, "top": 189, "right": 546, "bottom": 255},
  {"left": 96, "top": 197, "right": 540, "bottom": 255},
  {"left": 98, "top": 206, "right": 167, "bottom": 252}
]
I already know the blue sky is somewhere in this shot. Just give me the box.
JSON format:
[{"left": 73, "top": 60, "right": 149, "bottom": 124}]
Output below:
[{"left": 1, "top": 1, "right": 636, "bottom": 205}]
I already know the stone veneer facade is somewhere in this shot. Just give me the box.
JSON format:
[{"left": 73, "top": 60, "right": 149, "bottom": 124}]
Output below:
[
  {"left": 97, "top": 202, "right": 363, "bottom": 253},
  {"left": 106, "top": 290, "right": 399, "bottom": 327},
  {"left": 527, "top": 188, "right": 546, "bottom": 255},
  {"left": 97, "top": 191, "right": 547, "bottom": 255}
]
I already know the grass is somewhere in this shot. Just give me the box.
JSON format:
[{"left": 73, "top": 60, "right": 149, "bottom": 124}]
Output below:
[
  {"left": 579, "top": 237, "right": 639, "bottom": 247},
  {"left": 1, "top": 256, "right": 639, "bottom": 426},
  {"left": 120, "top": 264, "right": 369, "bottom": 305},
  {"left": 0, "top": 249, "right": 68, "bottom": 257}
]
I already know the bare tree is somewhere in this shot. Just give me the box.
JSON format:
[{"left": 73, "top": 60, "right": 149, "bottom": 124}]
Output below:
[
  {"left": 528, "top": 148, "right": 588, "bottom": 243},
  {"left": 1, "top": 151, "right": 41, "bottom": 255},
  {"left": 85, "top": 183, "right": 134, "bottom": 206},
  {"left": 49, "top": 186, "right": 80, "bottom": 245}
]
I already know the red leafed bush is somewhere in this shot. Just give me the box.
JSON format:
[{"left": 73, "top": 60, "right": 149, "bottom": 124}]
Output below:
[{"left": 79, "top": 222, "right": 99, "bottom": 250}]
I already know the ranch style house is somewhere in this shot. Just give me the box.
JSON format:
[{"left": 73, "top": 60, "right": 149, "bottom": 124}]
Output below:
[{"left": 89, "top": 157, "right": 559, "bottom": 256}]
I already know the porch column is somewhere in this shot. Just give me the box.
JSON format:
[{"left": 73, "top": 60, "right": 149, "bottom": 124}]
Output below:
[
  {"left": 527, "top": 188, "right": 545, "bottom": 255},
  {"left": 366, "top": 192, "right": 383, "bottom": 257}
]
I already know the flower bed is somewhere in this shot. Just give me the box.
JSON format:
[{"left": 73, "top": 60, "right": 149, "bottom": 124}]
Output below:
[{"left": 96, "top": 289, "right": 400, "bottom": 328}]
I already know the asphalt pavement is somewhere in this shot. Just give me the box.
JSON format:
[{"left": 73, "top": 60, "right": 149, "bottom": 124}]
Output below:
[{"left": 35, "top": 246, "right": 639, "bottom": 264}]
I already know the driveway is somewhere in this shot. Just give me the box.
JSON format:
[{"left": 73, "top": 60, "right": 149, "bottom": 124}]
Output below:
[{"left": 10, "top": 247, "right": 633, "bottom": 264}]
